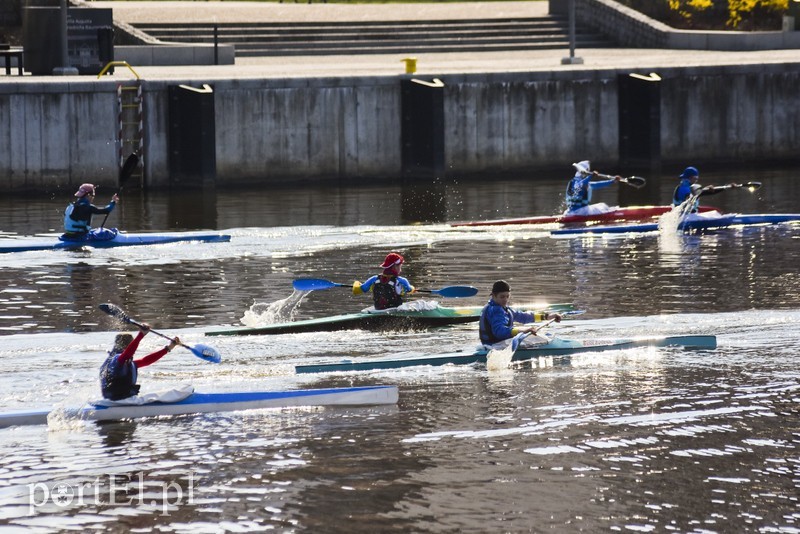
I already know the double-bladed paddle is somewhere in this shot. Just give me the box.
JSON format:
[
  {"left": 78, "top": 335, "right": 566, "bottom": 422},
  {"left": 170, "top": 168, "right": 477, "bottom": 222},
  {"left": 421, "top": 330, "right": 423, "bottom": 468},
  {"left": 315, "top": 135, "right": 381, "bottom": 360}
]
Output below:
[
  {"left": 99, "top": 303, "right": 221, "bottom": 363},
  {"left": 292, "top": 278, "right": 479, "bottom": 298},
  {"left": 100, "top": 152, "right": 140, "bottom": 229}
]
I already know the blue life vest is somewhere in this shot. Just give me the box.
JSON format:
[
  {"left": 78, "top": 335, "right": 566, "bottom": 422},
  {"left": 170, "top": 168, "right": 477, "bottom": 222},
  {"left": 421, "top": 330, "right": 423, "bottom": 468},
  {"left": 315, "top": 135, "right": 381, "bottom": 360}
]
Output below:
[
  {"left": 64, "top": 203, "right": 89, "bottom": 233},
  {"left": 99, "top": 352, "right": 140, "bottom": 401},
  {"left": 566, "top": 176, "right": 591, "bottom": 209}
]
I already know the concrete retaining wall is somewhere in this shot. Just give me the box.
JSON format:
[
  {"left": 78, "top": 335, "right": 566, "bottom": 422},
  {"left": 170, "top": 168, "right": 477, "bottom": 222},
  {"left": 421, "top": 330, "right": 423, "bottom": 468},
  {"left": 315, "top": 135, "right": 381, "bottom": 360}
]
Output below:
[{"left": 2, "top": 62, "right": 799, "bottom": 191}]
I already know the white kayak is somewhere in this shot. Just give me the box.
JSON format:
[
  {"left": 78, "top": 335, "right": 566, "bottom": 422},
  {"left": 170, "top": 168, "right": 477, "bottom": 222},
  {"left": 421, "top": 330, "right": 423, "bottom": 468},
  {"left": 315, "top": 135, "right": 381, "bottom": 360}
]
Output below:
[{"left": 0, "top": 385, "right": 399, "bottom": 428}]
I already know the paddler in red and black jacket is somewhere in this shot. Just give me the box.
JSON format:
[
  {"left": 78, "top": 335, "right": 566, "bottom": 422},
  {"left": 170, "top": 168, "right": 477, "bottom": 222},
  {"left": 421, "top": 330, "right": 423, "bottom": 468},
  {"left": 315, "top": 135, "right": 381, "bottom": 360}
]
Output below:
[
  {"left": 352, "top": 252, "right": 416, "bottom": 310},
  {"left": 99, "top": 324, "right": 179, "bottom": 401},
  {"left": 479, "top": 280, "right": 561, "bottom": 346}
]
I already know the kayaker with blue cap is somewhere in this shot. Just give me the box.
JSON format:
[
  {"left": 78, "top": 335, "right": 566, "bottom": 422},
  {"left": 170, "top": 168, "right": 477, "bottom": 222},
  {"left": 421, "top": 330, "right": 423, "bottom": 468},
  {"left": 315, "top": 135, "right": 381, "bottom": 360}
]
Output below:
[
  {"left": 63, "top": 183, "right": 119, "bottom": 239},
  {"left": 100, "top": 324, "right": 180, "bottom": 401},
  {"left": 479, "top": 280, "right": 561, "bottom": 345},
  {"left": 353, "top": 252, "right": 416, "bottom": 310},
  {"left": 673, "top": 166, "right": 740, "bottom": 212},
  {"left": 565, "top": 160, "right": 621, "bottom": 214}
]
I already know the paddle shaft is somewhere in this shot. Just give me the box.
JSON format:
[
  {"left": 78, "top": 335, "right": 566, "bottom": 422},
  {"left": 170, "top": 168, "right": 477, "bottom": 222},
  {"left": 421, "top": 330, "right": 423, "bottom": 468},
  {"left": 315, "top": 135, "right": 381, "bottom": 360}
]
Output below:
[
  {"left": 293, "top": 278, "right": 478, "bottom": 297},
  {"left": 595, "top": 172, "right": 646, "bottom": 188},
  {"left": 101, "top": 153, "right": 139, "bottom": 228},
  {"left": 117, "top": 314, "right": 186, "bottom": 349}
]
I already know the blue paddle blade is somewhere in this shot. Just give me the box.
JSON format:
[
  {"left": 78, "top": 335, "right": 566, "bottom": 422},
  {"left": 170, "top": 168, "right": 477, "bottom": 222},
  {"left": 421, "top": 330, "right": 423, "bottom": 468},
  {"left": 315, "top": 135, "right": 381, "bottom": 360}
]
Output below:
[
  {"left": 292, "top": 279, "right": 346, "bottom": 291},
  {"left": 430, "top": 286, "right": 479, "bottom": 298},
  {"left": 188, "top": 344, "right": 221, "bottom": 364}
]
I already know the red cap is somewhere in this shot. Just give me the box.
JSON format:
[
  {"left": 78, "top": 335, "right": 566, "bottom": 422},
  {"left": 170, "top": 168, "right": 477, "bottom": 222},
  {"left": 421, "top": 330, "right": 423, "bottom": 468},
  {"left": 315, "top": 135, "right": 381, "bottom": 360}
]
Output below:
[
  {"left": 74, "top": 183, "right": 96, "bottom": 197},
  {"left": 380, "top": 253, "right": 404, "bottom": 269}
]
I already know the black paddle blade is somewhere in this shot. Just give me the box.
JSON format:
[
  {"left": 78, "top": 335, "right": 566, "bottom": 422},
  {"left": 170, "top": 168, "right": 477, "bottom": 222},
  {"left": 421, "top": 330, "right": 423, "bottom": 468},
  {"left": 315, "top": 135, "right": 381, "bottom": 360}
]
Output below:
[
  {"left": 119, "top": 153, "right": 140, "bottom": 186},
  {"left": 98, "top": 303, "right": 131, "bottom": 324},
  {"left": 744, "top": 181, "right": 762, "bottom": 192},
  {"left": 622, "top": 176, "right": 646, "bottom": 189}
]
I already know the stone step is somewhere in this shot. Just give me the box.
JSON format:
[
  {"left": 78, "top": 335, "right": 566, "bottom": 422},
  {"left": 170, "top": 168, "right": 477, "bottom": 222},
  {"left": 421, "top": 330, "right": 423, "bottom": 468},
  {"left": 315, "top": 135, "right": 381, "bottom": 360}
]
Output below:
[
  {"left": 131, "top": 16, "right": 615, "bottom": 56},
  {"left": 234, "top": 40, "right": 615, "bottom": 57}
]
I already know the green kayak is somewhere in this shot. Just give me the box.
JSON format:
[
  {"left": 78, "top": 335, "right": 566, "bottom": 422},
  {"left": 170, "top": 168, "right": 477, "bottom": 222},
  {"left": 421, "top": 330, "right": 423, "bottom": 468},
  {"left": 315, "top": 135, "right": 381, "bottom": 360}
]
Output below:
[{"left": 205, "top": 303, "right": 576, "bottom": 337}]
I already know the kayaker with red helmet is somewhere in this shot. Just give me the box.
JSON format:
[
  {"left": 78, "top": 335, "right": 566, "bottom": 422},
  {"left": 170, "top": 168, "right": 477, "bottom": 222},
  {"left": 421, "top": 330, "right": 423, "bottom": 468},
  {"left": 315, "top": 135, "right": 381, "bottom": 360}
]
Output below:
[
  {"left": 100, "top": 323, "right": 180, "bottom": 401},
  {"left": 565, "top": 160, "right": 620, "bottom": 214},
  {"left": 63, "top": 183, "right": 119, "bottom": 238},
  {"left": 479, "top": 280, "right": 561, "bottom": 346},
  {"left": 353, "top": 252, "right": 416, "bottom": 310}
]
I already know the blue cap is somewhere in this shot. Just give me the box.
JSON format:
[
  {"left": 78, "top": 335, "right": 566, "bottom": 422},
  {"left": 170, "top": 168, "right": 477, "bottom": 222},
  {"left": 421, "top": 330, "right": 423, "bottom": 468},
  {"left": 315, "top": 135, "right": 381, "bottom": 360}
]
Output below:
[{"left": 680, "top": 166, "right": 699, "bottom": 179}]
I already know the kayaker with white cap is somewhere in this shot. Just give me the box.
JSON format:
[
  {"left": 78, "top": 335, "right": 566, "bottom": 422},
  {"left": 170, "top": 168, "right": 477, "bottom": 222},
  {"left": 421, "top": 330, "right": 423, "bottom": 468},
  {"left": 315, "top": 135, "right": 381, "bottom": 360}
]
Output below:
[
  {"left": 479, "top": 280, "right": 561, "bottom": 346},
  {"left": 565, "top": 160, "right": 621, "bottom": 214},
  {"left": 63, "top": 183, "right": 119, "bottom": 238},
  {"left": 353, "top": 252, "right": 416, "bottom": 310}
]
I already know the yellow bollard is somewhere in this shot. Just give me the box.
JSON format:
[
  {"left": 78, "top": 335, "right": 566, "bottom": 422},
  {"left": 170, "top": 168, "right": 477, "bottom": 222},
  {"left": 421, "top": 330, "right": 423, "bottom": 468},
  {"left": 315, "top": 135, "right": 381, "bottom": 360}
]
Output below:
[{"left": 401, "top": 57, "right": 417, "bottom": 74}]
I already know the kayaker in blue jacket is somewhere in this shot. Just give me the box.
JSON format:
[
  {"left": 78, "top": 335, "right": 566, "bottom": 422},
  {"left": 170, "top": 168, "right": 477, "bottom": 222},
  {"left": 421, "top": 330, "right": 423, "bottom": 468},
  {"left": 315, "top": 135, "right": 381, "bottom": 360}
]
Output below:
[
  {"left": 479, "top": 280, "right": 561, "bottom": 345},
  {"left": 673, "top": 166, "right": 741, "bottom": 212},
  {"left": 565, "top": 160, "right": 620, "bottom": 214},
  {"left": 100, "top": 324, "right": 179, "bottom": 401},
  {"left": 63, "top": 183, "right": 119, "bottom": 239},
  {"left": 353, "top": 252, "right": 416, "bottom": 310}
]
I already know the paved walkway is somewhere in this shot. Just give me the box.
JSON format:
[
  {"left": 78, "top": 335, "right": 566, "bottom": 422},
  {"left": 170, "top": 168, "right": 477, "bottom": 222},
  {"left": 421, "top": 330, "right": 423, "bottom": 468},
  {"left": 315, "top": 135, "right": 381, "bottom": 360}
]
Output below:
[{"left": 18, "top": 1, "right": 800, "bottom": 81}]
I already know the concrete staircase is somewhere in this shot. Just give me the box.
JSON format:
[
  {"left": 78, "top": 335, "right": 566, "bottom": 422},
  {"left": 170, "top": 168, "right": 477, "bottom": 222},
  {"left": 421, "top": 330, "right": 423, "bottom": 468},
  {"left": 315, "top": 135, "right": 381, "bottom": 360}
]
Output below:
[{"left": 131, "top": 16, "right": 615, "bottom": 57}]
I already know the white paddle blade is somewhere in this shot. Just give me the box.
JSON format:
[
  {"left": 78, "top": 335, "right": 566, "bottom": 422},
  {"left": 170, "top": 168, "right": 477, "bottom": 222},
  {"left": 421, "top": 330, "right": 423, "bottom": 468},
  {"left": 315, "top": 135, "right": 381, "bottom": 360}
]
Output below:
[{"left": 486, "top": 344, "right": 515, "bottom": 371}]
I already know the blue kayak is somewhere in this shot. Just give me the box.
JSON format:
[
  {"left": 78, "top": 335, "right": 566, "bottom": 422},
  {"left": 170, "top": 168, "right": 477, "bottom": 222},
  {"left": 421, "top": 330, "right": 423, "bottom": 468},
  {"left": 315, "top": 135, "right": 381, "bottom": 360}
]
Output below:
[
  {"left": 295, "top": 335, "right": 717, "bottom": 374},
  {"left": 0, "top": 228, "right": 231, "bottom": 253},
  {"left": 551, "top": 213, "right": 800, "bottom": 236}
]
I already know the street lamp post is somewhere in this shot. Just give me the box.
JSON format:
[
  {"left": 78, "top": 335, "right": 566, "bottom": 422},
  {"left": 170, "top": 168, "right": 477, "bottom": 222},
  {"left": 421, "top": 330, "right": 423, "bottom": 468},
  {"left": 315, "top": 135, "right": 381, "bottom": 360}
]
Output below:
[
  {"left": 52, "top": 0, "right": 78, "bottom": 75},
  {"left": 561, "top": 0, "right": 584, "bottom": 65}
]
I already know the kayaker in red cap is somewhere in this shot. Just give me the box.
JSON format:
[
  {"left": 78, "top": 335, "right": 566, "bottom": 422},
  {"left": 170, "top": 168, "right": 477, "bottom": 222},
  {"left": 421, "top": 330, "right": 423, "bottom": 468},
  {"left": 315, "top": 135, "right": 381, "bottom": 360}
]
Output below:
[
  {"left": 352, "top": 252, "right": 416, "bottom": 310},
  {"left": 479, "top": 280, "right": 561, "bottom": 346},
  {"left": 63, "top": 183, "right": 119, "bottom": 239},
  {"left": 99, "top": 324, "right": 180, "bottom": 401}
]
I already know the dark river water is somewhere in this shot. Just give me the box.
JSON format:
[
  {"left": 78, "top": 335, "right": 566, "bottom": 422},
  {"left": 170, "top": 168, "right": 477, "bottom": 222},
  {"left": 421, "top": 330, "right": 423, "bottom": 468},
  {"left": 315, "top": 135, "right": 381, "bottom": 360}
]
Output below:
[{"left": 0, "top": 167, "right": 798, "bottom": 532}]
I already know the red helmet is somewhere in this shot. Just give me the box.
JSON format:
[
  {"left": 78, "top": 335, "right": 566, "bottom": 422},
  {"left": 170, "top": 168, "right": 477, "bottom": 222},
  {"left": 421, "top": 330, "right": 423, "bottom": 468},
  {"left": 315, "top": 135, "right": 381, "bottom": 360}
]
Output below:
[{"left": 380, "top": 252, "right": 404, "bottom": 269}]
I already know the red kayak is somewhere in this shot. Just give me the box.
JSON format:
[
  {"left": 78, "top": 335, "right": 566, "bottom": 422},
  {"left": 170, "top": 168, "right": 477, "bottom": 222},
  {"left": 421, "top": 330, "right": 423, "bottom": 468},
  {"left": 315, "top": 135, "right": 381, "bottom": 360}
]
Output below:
[{"left": 451, "top": 205, "right": 717, "bottom": 227}]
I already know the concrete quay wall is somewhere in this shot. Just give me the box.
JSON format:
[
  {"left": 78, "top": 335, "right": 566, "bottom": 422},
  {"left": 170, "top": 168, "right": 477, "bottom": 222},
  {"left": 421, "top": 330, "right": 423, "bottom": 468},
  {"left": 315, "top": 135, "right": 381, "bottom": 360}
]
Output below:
[{"left": 1, "top": 62, "right": 799, "bottom": 191}]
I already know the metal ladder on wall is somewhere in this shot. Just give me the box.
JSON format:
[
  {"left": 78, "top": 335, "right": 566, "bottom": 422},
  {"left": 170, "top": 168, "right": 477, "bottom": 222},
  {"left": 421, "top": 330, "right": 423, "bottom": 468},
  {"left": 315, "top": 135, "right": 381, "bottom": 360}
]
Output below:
[{"left": 117, "top": 80, "right": 144, "bottom": 186}]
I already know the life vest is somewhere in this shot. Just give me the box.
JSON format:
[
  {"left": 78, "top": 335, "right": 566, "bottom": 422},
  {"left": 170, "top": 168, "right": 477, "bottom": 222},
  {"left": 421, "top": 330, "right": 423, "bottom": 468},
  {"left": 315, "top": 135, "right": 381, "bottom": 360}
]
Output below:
[
  {"left": 479, "top": 303, "right": 513, "bottom": 345},
  {"left": 372, "top": 274, "right": 404, "bottom": 310},
  {"left": 64, "top": 203, "right": 90, "bottom": 233},
  {"left": 566, "top": 176, "right": 590, "bottom": 209},
  {"left": 99, "top": 352, "right": 140, "bottom": 401}
]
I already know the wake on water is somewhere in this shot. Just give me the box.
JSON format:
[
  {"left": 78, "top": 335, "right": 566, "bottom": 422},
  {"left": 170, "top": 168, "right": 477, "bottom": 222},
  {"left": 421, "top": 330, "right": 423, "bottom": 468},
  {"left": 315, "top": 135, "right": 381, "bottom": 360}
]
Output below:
[{"left": 240, "top": 290, "right": 309, "bottom": 327}]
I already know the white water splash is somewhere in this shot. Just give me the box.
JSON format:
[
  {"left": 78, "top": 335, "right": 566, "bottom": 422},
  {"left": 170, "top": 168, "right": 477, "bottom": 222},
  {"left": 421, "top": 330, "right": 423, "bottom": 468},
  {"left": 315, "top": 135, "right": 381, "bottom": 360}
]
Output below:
[{"left": 240, "top": 290, "right": 309, "bottom": 327}]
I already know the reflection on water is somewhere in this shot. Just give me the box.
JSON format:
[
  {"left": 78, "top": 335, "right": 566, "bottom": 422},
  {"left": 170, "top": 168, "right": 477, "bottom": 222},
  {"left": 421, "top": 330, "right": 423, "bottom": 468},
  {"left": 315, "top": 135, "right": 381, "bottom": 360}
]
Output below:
[{"left": 0, "top": 169, "right": 799, "bottom": 532}]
